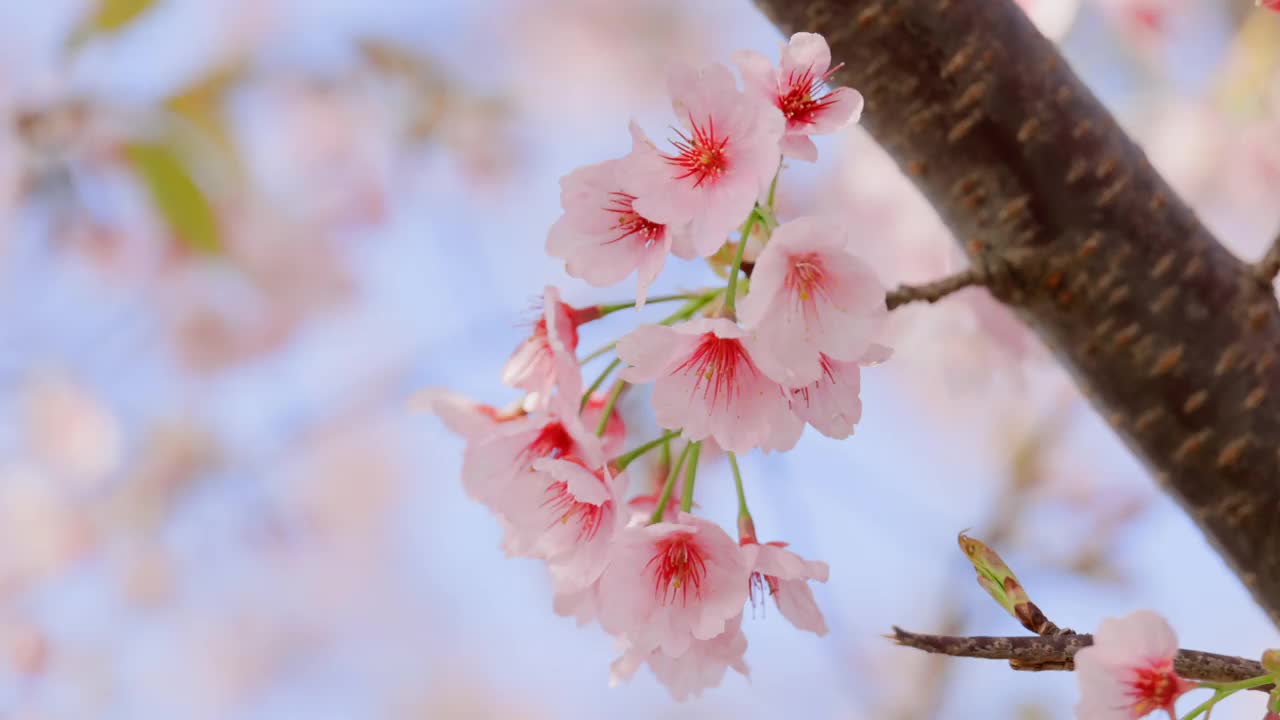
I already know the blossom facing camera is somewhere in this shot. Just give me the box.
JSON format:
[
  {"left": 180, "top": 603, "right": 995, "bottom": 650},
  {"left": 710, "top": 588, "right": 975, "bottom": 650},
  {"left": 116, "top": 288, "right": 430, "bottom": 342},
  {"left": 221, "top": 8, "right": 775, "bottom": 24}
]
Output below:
[
  {"left": 628, "top": 62, "right": 785, "bottom": 260},
  {"left": 1073, "top": 610, "right": 1196, "bottom": 720},
  {"left": 734, "top": 32, "right": 863, "bottom": 162}
]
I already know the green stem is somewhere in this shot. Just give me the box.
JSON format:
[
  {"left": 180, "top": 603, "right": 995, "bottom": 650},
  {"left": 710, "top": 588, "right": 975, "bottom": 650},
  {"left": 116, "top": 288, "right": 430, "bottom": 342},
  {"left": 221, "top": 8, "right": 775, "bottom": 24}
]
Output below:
[
  {"left": 577, "top": 290, "right": 724, "bottom": 365},
  {"left": 680, "top": 442, "right": 701, "bottom": 512},
  {"left": 724, "top": 214, "right": 758, "bottom": 317},
  {"left": 580, "top": 357, "right": 621, "bottom": 409},
  {"left": 650, "top": 442, "right": 693, "bottom": 524},
  {"left": 728, "top": 451, "right": 751, "bottom": 521},
  {"left": 597, "top": 292, "right": 699, "bottom": 317},
  {"left": 595, "top": 381, "right": 625, "bottom": 437},
  {"left": 1179, "top": 674, "right": 1276, "bottom": 720},
  {"left": 612, "top": 429, "right": 682, "bottom": 472},
  {"left": 766, "top": 161, "right": 781, "bottom": 212}
]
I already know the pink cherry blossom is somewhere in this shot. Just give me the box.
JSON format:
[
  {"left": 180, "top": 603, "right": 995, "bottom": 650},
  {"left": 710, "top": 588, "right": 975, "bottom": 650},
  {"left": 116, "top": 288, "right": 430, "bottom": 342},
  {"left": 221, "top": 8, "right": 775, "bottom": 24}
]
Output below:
[
  {"left": 547, "top": 124, "right": 672, "bottom": 307},
  {"left": 1262, "top": 0, "right": 1280, "bottom": 11},
  {"left": 610, "top": 614, "right": 749, "bottom": 700},
  {"left": 741, "top": 541, "right": 829, "bottom": 635},
  {"left": 789, "top": 344, "right": 892, "bottom": 439},
  {"left": 552, "top": 572, "right": 603, "bottom": 627},
  {"left": 460, "top": 410, "right": 599, "bottom": 511},
  {"left": 628, "top": 63, "right": 784, "bottom": 259},
  {"left": 1073, "top": 610, "right": 1196, "bottom": 720},
  {"left": 502, "top": 457, "right": 625, "bottom": 590},
  {"left": 738, "top": 216, "right": 888, "bottom": 386},
  {"left": 616, "top": 317, "right": 798, "bottom": 453},
  {"left": 501, "top": 286, "right": 597, "bottom": 411},
  {"left": 734, "top": 32, "right": 863, "bottom": 162},
  {"left": 597, "top": 512, "right": 749, "bottom": 657}
]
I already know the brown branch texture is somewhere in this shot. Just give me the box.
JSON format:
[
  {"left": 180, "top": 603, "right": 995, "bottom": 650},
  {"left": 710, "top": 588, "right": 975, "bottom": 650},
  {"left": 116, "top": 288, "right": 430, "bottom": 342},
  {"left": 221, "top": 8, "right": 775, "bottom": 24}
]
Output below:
[{"left": 753, "top": 0, "right": 1280, "bottom": 626}]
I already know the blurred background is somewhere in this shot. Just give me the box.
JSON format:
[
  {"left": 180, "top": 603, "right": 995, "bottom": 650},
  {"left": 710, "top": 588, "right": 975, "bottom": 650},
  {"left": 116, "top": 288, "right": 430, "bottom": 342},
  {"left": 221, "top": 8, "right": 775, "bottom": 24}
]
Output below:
[{"left": 0, "top": 0, "right": 1277, "bottom": 718}]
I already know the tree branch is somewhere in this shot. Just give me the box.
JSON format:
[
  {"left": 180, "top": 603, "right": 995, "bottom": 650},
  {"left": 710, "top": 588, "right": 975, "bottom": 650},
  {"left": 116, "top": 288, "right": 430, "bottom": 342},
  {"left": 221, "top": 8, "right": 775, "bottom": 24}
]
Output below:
[
  {"left": 886, "top": 269, "right": 984, "bottom": 309},
  {"left": 753, "top": 0, "right": 1280, "bottom": 625},
  {"left": 891, "top": 628, "right": 1270, "bottom": 687}
]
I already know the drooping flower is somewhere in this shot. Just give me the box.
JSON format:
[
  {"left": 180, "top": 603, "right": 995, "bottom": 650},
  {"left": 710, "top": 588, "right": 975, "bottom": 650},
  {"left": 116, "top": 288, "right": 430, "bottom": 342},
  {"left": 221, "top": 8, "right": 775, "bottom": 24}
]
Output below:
[
  {"left": 741, "top": 541, "right": 829, "bottom": 636},
  {"left": 628, "top": 63, "right": 784, "bottom": 259},
  {"left": 1073, "top": 610, "right": 1196, "bottom": 720},
  {"left": 616, "top": 317, "right": 798, "bottom": 453},
  {"left": 610, "top": 614, "right": 749, "bottom": 700},
  {"left": 738, "top": 216, "right": 887, "bottom": 386},
  {"left": 789, "top": 344, "right": 892, "bottom": 439},
  {"left": 597, "top": 512, "right": 749, "bottom": 657},
  {"left": 460, "top": 410, "right": 599, "bottom": 512},
  {"left": 501, "top": 286, "right": 597, "bottom": 412},
  {"left": 734, "top": 33, "right": 863, "bottom": 162},
  {"left": 546, "top": 123, "right": 672, "bottom": 307},
  {"left": 502, "top": 457, "right": 625, "bottom": 590}
]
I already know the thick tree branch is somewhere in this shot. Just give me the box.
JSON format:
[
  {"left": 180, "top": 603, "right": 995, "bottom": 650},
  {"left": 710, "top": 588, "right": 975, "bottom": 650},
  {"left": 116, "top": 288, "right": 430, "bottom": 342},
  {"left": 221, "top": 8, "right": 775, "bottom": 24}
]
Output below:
[
  {"left": 753, "top": 0, "right": 1280, "bottom": 625},
  {"left": 891, "top": 628, "right": 1270, "bottom": 688}
]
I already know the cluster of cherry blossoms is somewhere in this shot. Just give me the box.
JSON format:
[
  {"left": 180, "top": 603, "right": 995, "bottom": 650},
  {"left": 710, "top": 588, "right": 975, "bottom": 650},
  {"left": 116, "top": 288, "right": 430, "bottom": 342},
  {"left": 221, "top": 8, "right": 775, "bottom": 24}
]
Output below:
[{"left": 423, "top": 32, "right": 885, "bottom": 698}]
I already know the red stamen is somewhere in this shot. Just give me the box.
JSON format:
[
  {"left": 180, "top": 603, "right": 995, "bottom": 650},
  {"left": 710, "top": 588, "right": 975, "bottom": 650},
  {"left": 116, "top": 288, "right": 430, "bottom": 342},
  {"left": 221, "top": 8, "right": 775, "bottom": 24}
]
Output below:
[
  {"left": 646, "top": 532, "right": 709, "bottom": 606},
  {"left": 792, "top": 353, "right": 838, "bottom": 406},
  {"left": 1124, "top": 660, "right": 1191, "bottom": 717},
  {"left": 663, "top": 113, "right": 731, "bottom": 188},
  {"left": 520, "top": 422, "right": 574, "bottom": 466},
  {"left": 602, "top": 191, "right": 664, "bottom": 247},
  {"left": 541, "top": 480, "right": 606, "bottom": 543},
  {"left": 673, "top": 333, "right": 759, "bottom": 407},
  {"left": 784, "top": 252, "right": 832, "bottom": 325},
  {"left": 777, "top": 63, "right": 845, "bottom": 126}
]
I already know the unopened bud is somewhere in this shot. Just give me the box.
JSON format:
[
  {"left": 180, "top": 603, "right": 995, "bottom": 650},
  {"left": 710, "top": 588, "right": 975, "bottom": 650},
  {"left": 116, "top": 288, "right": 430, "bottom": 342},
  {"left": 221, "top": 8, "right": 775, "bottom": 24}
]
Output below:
[{"left": 1263, "top": 648, "right": 1280, "bottom": 674}]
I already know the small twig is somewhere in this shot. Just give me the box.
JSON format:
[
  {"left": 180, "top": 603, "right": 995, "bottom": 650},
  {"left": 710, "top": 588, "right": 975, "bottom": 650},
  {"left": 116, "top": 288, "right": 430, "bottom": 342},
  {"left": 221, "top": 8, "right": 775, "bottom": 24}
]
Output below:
[
  {"left": 1254, "top": 227, "right": 1280, "bottom": 287},
  {"left": 890, "top": 629, "right": 1270, "bottom": 689},
  {"left": 886, "top": 268, "right": 986, "bottom": 310}
]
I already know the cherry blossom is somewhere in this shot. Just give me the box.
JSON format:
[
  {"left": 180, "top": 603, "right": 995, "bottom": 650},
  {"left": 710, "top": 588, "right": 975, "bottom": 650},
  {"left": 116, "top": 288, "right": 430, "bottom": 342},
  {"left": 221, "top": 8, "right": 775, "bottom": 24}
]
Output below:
[
  {"left": 628, "top": 62, "right": 784, "bottom": 259},
  {"left": 1073, "top": 610, "right": 1196, "bottom": 720},
  {"left": 1262, "top": 0, "right": 1280, "bottom": 11},
  {"left": 502, "top": 457, "right": 625, "bottom": 590},
  {"left": 610, "top": 614, "right": 749, "bottom": 700},
  {"left": 459, "top": 410, "right": 599, "bottom": 511},
  {"left": 738, "top": 216, "right": 888, "bottom": 386},
  {"left": 741, "top": 541, "right": 829, "bottom": 635},
  {"left": 547, "top": 123, "right": 671, "bottom": 307},
  {"left": 580, "top": 391, "right": 628, "bottom": 458},
  {"left": 597, "top": 512, "right": 750, "bottom": 657},
  {"left": 501, "top": 286, "right": 597, "bottom": 412},
  {"left": 789, "top": 344, "right": 892, "bottom": 440},
  {"left": 734, "top": 32, "right": 863, "bottom": 162},
  {"left": 616, "top": 317, "right": 798, "bottom": 453}
]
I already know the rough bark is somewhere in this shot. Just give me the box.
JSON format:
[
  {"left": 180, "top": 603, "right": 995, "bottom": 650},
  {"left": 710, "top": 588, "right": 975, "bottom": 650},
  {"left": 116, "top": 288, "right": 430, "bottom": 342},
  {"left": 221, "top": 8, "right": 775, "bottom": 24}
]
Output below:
[
  {"left": 891, "top": 629, "right": 1270, "bottom": 686},
  {"left": 751, "top": 0, "right": 1280, "bottom": 625}
]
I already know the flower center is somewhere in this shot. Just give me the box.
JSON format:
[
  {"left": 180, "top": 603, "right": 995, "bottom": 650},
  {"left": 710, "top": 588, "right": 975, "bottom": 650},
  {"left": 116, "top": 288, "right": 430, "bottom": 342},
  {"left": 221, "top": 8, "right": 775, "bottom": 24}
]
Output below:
[
  {"left": 674, "top": 333, "right": 757, "bottom": 406},
  {"left": 603, "top": 191, "right": 664, "bottom": 247},
  {"left": 784, "top": 254, "right": 831, "bottom": 320},
  {"left": 522, "top": 422, "right": 574, "bottom": 465},
  {"left": 646, "top": 532, "right": 708, "bottom": 606},
  {"left": 777, "top": 64, "right": 843, "bottom": 126},
  {"left": 541, "top": 480, "right": 607, "bottom": 543},
  {"left": 1125, "top": 661, "right": 1188, "bottom": 716},
  {"left": 664, "top": 113, "right": 730, "bottom": 188},
  {"left": 749, "top": 571, "right": 781, "bottom": 609}
]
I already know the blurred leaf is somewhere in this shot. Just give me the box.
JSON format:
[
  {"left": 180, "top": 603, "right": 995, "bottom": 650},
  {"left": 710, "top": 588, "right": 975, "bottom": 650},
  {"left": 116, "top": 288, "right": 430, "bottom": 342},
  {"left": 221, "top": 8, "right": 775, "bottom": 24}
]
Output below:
[
  {"left": 123, "top": 143, "right": 221, "bottom": 254},
  {"left": 1216, "top": 11, "right": 1280, "bottom": 116},
  {"left": 165, "top": 65, "right": 245, "bottom": 172},
  {"left": 68, "top": 0, "right": 158, "bottom": 48}
]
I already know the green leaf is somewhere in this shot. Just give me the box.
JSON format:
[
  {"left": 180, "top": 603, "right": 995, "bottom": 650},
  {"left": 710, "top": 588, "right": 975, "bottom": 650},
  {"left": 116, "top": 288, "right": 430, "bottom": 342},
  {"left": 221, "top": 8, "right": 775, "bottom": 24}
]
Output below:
[{"left": 124, "top": 143, "right": 220, "bottom": 255}]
